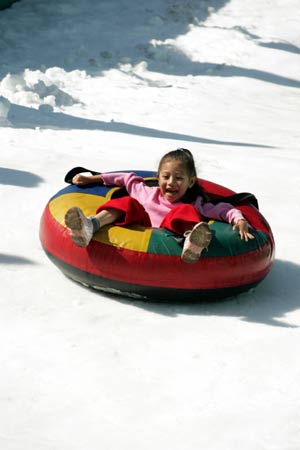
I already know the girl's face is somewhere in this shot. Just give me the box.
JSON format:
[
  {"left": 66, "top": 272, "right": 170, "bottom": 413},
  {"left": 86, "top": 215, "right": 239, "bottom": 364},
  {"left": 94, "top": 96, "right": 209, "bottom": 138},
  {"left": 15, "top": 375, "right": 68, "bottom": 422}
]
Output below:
[{"left": 158, "top": 159, "right": 196, "bottom": 203}]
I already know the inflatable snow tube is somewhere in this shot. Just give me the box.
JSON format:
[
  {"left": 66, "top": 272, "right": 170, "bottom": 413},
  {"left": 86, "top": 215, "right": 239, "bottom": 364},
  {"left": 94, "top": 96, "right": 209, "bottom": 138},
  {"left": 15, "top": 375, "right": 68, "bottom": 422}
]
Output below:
[{"left": 39, "top": 170, "right": 275, "bottom": 301}]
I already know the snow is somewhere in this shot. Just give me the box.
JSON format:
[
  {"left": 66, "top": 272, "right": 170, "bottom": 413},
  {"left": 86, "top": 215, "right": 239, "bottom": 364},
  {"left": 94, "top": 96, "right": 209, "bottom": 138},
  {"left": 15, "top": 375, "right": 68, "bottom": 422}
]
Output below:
[{"left": 1, "top": 0, "right": 300, "bottom": 449}]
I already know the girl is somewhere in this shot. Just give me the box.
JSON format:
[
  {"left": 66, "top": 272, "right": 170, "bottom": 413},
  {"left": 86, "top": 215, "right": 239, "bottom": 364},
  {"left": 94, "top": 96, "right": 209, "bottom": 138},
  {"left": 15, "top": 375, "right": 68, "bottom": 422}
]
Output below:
[{"left": 64, "top": 148, "right": 254, "bottom": 263}]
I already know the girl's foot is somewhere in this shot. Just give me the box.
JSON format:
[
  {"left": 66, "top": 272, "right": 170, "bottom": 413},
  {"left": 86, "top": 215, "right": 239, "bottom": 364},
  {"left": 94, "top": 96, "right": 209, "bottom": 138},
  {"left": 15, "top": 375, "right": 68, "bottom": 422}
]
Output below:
[
  {"left": 181, "top": 222, "right": 212, "bottom": 263},
  {"left": 64, "top": 207, "right": 94, "bottom": 247}
]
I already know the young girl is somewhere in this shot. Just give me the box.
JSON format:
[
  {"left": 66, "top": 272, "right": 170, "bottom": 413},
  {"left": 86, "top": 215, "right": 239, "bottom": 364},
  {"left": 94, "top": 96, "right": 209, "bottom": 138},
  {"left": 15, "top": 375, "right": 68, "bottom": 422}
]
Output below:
[{"left": 64, "top": 148, "right": 254, "bottom": 263}]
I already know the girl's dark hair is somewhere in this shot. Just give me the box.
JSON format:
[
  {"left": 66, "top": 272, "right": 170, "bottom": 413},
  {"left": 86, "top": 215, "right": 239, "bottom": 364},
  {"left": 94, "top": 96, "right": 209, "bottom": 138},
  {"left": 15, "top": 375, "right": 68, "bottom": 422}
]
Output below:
[{"left": 158, "top": 148, "right": 209, "bottom": 203}]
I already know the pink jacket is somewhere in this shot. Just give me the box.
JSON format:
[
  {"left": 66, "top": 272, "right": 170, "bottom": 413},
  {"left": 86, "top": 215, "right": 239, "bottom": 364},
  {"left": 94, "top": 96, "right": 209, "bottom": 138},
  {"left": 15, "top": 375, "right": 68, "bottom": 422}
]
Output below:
[{"left": 101, "top": 172, "right": 244, "bottom": 228}]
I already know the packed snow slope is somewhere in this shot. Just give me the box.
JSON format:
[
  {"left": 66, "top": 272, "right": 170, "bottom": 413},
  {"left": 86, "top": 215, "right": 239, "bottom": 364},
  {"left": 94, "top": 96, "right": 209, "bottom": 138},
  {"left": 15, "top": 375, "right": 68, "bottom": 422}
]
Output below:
[{"left": 1, "top": 1, "right": 300, "bottom": 450}]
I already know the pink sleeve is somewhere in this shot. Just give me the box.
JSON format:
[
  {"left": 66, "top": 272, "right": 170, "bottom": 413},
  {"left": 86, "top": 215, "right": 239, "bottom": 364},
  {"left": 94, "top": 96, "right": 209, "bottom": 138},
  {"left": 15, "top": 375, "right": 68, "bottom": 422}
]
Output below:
[
  {"left": 195, "top": 197, "right": 245, "bottom": 224},
  {"left": 101, "top": 172, "right": 144, "bottom": 189},
  {"left": 100, "top": 172, "right": 152, "bottom": 200}
]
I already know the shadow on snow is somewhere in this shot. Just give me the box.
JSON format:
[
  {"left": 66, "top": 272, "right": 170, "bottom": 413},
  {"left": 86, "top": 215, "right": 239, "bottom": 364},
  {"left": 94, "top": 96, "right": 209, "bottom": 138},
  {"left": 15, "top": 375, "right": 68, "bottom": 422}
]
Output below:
[
  {"left": 0, "top": 253, "right": 36, "bottom": 265},
  {"left": 0, "top": 0, "right": 299, "bottom": 89},
  {"left": 90, "top": 259, "right": 300, "bottom": 328},
  {"left": 0, "top": 167, "right": 44, "bottom": 187},
  {"left": 4, "top": 103, "right": 273, "bottom": 148}
]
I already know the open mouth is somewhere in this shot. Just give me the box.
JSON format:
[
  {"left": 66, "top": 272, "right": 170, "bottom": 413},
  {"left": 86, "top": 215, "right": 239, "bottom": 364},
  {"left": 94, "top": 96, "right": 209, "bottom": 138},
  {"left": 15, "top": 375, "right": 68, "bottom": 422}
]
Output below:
[{"left": 165, "top": 188, "right": 179, "bottom": 200}]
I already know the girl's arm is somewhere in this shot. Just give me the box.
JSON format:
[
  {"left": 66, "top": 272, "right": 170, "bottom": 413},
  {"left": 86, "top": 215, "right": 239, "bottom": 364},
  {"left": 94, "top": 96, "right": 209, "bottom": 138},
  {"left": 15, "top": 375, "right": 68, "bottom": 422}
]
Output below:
[
  {"left": 233, "top": 219, "right": 255, "bottom": 242},
  {"left": 72, "top": 173, "right": 103, "bottom": 185},
  {"left": 72, "top": 172, "right": 144, "bottom": 191},
  {"left": 196, "top": 198, "right": 255, "bottom": 241}
]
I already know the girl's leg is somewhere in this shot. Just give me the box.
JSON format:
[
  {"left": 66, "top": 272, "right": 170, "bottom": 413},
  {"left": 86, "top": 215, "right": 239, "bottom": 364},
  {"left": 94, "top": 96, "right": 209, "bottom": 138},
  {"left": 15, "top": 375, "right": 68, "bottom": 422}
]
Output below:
[
  {"left": 94, "top": 208, "right": 123, "bottom": 227},
  {"left": 64, "top": 207, "right": 123, "bottom": 248},
  {"left": 160, "top": 204, "right": 212, "bottom": 263},
  {"left": 181, "top": 222, "right": 212, "bottom": 263},
  {"left": 65, "top": 197, "right": 151, "bottom": 247}
]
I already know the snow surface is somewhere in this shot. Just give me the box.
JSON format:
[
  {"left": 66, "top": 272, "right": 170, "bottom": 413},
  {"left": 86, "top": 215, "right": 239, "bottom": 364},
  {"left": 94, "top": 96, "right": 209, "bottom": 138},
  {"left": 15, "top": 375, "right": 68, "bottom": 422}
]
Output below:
[{"left": 1, "top": 0, "right": 300, "bottom": 449}]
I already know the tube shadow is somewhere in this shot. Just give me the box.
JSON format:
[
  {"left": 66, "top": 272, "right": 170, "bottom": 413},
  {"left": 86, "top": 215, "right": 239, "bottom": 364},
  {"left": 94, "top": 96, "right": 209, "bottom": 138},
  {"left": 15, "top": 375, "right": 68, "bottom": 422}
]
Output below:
[
  {"left": 89, "top": 259, "right": 300, "bottom": 328},
  {"left": 0, "top": 167, "right": 44, "bottom": 187}
]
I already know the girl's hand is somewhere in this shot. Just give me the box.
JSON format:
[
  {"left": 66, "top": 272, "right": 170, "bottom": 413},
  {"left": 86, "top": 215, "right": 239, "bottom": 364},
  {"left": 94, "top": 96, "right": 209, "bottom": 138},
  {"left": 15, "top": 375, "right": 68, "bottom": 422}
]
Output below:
[
  {"left": 72, "top": 174, "right": 103, "bottom": 186},
  {"left": 233, "top": 219, "right": 255, "bottom": 242}
]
